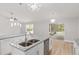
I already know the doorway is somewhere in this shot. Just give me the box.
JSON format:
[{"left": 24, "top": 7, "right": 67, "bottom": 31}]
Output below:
[{"left": 49, "top": 23, "right": 64, "bottom": 40}]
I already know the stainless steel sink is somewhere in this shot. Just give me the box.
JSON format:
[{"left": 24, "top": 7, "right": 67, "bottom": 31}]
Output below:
[
  {"left": 28, "top": 39, "right": 39, "bottom": 43},
  {"left": 19, "top": 42, "right": 32, "bottom": 47},
  {"left": 19, "top": 39, "right": 39, "bottom": 47}
]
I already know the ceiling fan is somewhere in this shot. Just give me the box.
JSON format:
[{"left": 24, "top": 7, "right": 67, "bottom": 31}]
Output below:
[{"left": 0, "top": 11, "right": 19, "bottom": 22}]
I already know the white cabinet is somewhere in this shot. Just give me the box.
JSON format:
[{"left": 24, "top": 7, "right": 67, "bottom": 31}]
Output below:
[
  {"left": 25, "top": 42, "right": 44, "bottom": 55},
  {"left": 0, "top": 36, "right": 25, "bottom": 55},
  {"left": 25, "top": 45, "right": 39, "bottom": 55},
  {"left": 0, "top": 38, "right": 12, "bottom": 55}
]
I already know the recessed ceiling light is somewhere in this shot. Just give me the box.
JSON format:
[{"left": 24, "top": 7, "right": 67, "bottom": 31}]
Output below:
[{"left": 50, "top": 19, "right": 56, "bottom": 23}]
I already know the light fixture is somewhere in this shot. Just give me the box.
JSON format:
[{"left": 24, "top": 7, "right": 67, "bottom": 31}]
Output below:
[
  {"left": 50, "top": 19, "right": 56, "bottom": 23},
  {"left": 9, "top": 12, "right": 22, "bottom": 28},
  {"left": 10, "top": 17, "right": 21, "bottom": 27},
  {"left": 27, "top": 3, "right": 41, "bottom": 11},
  {"left": 14, "top": 23, "right": 17, "bottom": 26},
  {"left": 20, "top": 24, "right": 22, "bottom": 27},
  {"left": 19, "top": 3, "right": 41, "bottom": 11},
  {"left": 11, "top": 23, "right": 13, "bottom": 27},
  {"left": 10, "top": 17, "right": 14, "bottom": 21}
]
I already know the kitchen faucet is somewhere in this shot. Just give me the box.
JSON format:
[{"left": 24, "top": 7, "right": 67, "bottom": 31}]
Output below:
[
  {"left": 25, "top": 32, "right": 32, "bottom": 43},
  {"left": 25, "top": 33, "right": 27, "bottom": 43}
]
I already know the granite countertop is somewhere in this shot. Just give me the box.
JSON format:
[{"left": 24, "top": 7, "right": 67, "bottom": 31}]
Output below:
[{"left": 10, "top": 37, "right": 49, "bottom": 52}]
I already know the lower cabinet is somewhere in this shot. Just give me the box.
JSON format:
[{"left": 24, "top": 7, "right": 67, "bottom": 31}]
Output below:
[
  {"left": 25, "top": 42, "right": 44, "bottom": 55},
  {"left": 25, "top": 45, "right": 39, "bottom": 55},
  {"left": 0, "top": 36, "right": 25, "bottom": 55},
  {"left": 0, "top": 38, "right": 12, "bottom": 55},
  {"left": 26, "top": 43, "right": 44, "bottom": 55}
]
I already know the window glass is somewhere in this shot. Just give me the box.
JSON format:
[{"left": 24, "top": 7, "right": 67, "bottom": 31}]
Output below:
[
  {"left": 26, "top": 24, "right": 33, "bottom": 34},
  {"left": 49, "top": 24, "right": 64, "bottom": 35}
]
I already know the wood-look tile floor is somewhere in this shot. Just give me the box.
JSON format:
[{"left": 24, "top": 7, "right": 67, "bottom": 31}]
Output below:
[{"left": 49, "top": 40, "right": 74, "bottom": 55}]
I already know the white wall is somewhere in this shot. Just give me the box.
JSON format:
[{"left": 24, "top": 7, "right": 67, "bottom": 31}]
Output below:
[
  {"left": 64, "top": 19, "right": 78, "bottom": 41},
  {"left": 78, "top": 19, "right": 79, "bottom": 39},
  {"left": 0, "top": 17, "right": 21, "bottom": 36},
  {"left": 20, "top": 23, "right": 26, "bottom": 34},
  {"left": 55, "top": 18, "right": 78, "bottom": 41},
  {"left": 33, "top": 18, "right": 78, "bottom": 41},
  {"left": 33, "top": 21, "right": 49, "bottom": 40},
  {"left": 0, "top": 16, "right": 78, "bottom": 41}
]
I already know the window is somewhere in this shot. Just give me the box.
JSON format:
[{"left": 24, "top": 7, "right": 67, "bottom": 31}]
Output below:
[
  {"left": 26, "top": 24, "right": 34, "bottom": 34},
  {"left": 49, "top": 24, "right": 64, "bottom": 35},
  {"left": 55, "top": 24, "right": 64, "bottom": 32}
]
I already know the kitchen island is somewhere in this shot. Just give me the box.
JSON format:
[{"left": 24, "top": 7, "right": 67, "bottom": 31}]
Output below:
[
  {"left": 0, "top": 33, "right": 49, "bottom": 55},
  {"left": 10, "top": 38, "right": 49, "bottom": 55}
]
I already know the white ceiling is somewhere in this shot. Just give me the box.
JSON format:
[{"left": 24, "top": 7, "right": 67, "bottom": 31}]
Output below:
[{"left": 0, "top": 3, "right": 79, "bottom": 23}]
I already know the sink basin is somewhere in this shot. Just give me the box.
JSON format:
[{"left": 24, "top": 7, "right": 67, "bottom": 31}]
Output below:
[
  {"left": 28, "top": 39, "right": 39, "bottom": 43},
  {"left": 19, "top": 42, "right": 32, "bottom": 47},
  {"left": 19, "top": 39, "right": 39, "bottom": 47}
]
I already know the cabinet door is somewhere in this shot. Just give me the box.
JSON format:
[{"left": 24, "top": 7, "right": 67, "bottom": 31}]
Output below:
[
  {"left": 26, "top": 42, "right": 44, "bottom": 55},
  {"left": 0, "top": 38, "right": 12, "bottom": 55},
  {"left": 25, "top": 42, "right": 44, "bottom": 55},
  {"left": 12, "top": 42, "right": 44, "bottom": 55},
  {"left": 25, "top": 45, "right": 39, "bottom": 55},
  {"left": 0, "top": 36, "right": 25, "bottom": 55}
]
